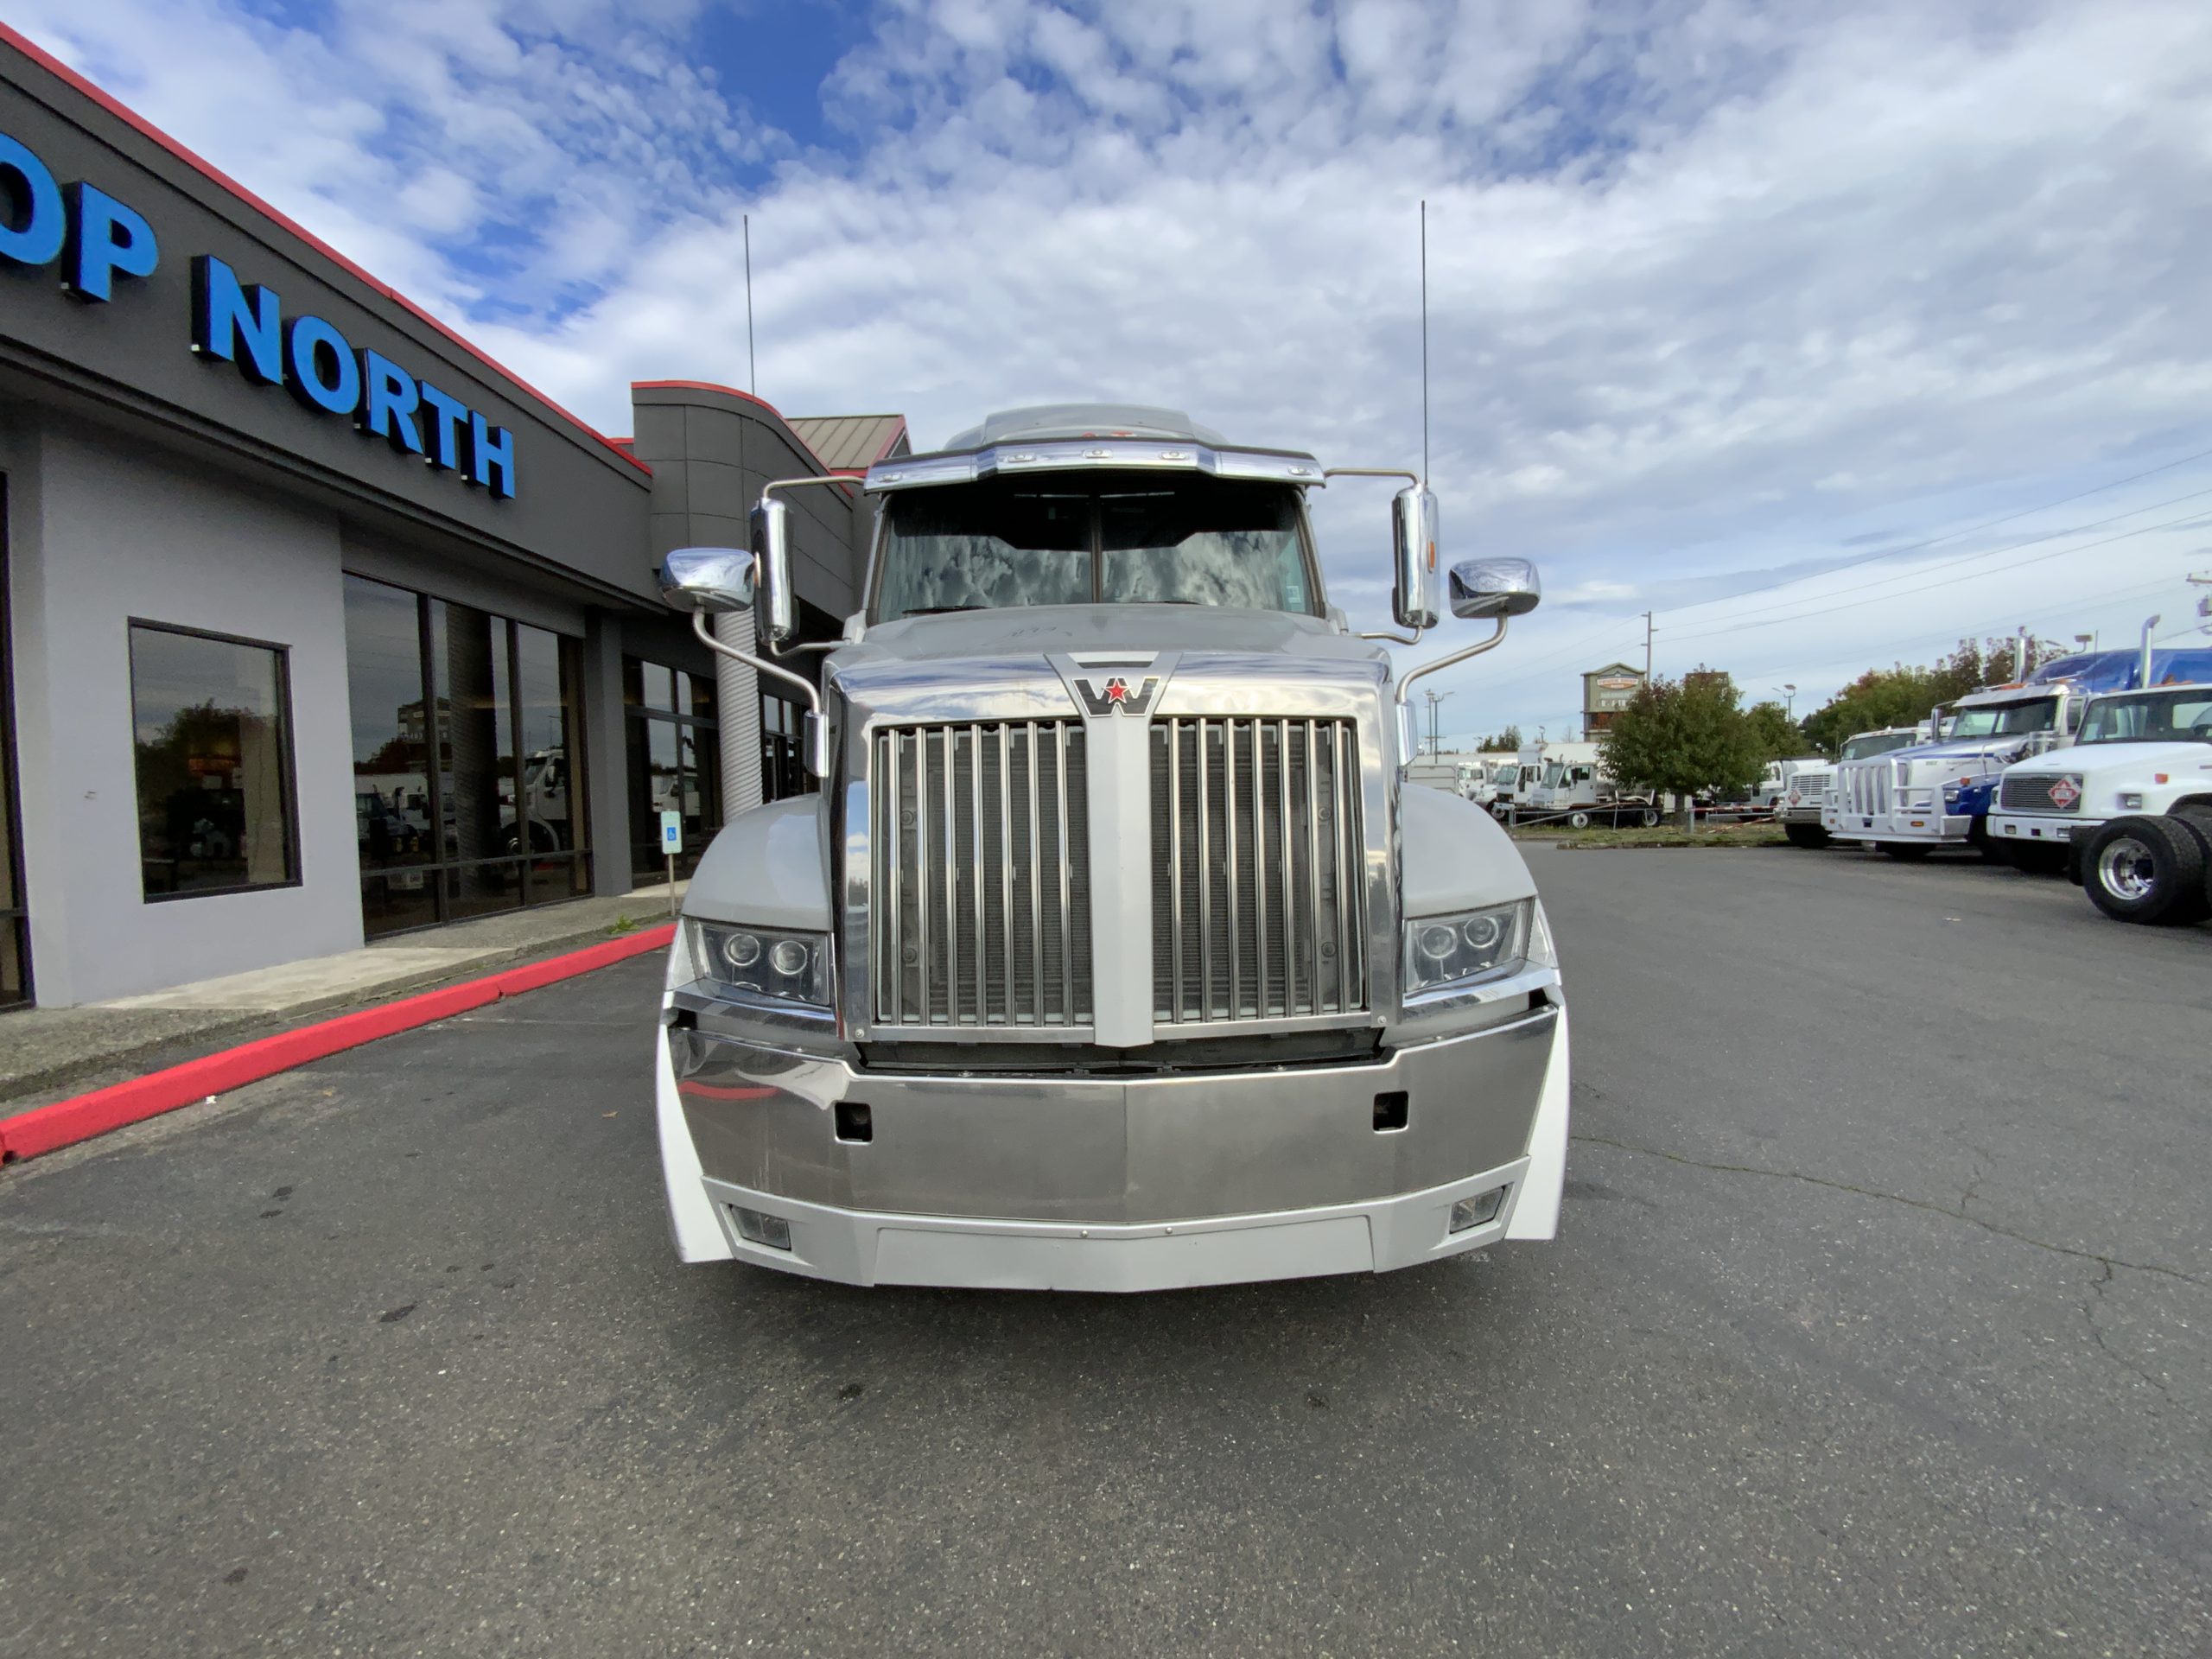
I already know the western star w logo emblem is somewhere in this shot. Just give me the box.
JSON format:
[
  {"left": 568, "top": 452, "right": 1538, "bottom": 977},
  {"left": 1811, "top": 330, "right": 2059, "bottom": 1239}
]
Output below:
[{"left": 1076, "top": 676, "right": 1159, "bottom": 716}]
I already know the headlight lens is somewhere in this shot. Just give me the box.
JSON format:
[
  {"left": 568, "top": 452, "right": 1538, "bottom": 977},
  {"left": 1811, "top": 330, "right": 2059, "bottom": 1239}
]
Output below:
[
  {"left": 675, "top": 918, "right": 832, "bottom": 1006},
  {"left": 1403, "top": 899, "right": 1536, "bottom": 995}
]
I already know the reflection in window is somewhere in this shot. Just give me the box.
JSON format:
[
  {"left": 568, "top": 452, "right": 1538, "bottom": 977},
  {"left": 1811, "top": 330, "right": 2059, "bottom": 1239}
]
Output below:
[
  {"left": 130, "top": 624, "right": 297, "bottom": 899},
  {"left": 624, "top": 658, "right": 722, "bottom": 880},
  {"left": 875, "top": 474, "right": 1317, "bottom": 620},
  {"left": 343, "top": 576, "right": 590, "bottom": 937}
]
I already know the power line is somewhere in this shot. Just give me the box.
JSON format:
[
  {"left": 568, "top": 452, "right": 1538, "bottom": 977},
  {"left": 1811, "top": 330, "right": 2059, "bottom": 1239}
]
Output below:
[
  {"left": 1659, "top": 506, "right": 2212, "bottom": 646},
  {"left": 1654, "top": 485, "right": 2212, "bottom": 637},
  {"left": 1650, "top": 442, "right": 2212, "bottom": 621}
]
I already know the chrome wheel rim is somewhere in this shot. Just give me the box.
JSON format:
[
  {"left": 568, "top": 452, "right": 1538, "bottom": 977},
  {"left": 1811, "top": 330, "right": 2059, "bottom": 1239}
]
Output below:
[{"left": 2097, "top": 836, "right": 2157, "bottom": 900}]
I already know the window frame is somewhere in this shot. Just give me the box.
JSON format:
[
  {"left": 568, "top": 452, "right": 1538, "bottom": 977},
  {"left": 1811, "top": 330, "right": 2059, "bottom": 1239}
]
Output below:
[{"left": 128, "top": 617, "right": 304, "bottom": 904}]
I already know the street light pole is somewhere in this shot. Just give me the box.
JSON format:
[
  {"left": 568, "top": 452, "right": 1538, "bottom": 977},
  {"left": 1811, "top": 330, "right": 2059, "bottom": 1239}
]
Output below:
[{"left": 1773, "top": 684, "right": 1796, "bottom": 720}]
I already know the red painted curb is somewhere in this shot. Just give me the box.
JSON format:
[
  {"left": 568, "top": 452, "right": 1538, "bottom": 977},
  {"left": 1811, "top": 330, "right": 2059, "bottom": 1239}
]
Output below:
[{"left": 0, "top": 924, "right": 677, "bottom": 1166}]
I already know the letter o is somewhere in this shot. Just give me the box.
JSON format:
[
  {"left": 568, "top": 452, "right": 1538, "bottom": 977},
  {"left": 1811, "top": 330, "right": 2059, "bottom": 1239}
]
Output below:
[{"left": 284, "top": 314, "right": 360, "bottom": 416}]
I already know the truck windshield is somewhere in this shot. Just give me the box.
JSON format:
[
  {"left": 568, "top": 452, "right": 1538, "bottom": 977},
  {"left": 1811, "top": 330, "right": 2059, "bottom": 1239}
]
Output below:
[
  {"left": 874, "top": 474, "right": 1319, "bottom": 620},
  {"left": 1945, "top": 697, "right": 2057, "bottom": 739},
  {"left": 2077, "top": 688, "right": 2212, "bottom": 744},
  {"left": 1839, "top": 732, "right": 1916, "bottom": 760}
]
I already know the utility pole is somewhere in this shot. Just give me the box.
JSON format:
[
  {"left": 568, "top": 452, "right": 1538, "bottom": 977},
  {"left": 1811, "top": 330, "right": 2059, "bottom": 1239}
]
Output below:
[
  {"left": 1423, "top": 688, "right": 1453, "bottom": 755},
  {"left": 1643, "top": 611, "right": 1655, "bottom": 680}
]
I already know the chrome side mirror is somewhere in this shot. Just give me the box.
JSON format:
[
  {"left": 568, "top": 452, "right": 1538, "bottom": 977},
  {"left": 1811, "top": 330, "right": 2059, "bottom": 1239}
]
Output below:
[
  {"left": 1391, "top": 485, "right": 1441, "bottom": 630},
  {"left": 748, "top": 497, "right": 798, "bottom": 645},
  {"left": 658, "top": 546, "right": 756, "bottom": 613},
  {"left": 1448, "top": 557, "right": 1541, "bottom": 620}
]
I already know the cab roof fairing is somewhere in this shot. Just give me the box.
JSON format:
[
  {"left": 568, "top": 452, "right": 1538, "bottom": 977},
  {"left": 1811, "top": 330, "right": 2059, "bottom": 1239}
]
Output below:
[{"left": 862, "top": 437, "right": 1326, "bottom": 494}]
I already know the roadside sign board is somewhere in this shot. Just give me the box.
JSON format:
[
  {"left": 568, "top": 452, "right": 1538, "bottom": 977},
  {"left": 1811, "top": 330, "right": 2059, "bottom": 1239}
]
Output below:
[{"left": 659, "top": 810, "right": 683, "bottom": 855}]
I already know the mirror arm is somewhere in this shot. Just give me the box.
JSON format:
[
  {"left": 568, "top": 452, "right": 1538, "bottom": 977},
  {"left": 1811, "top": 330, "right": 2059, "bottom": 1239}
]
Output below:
[
  {"left": 692, "top": 611, "right": 821, "bottom": 716},
  {"left": 1395, "top": 616, "right": 1510, "bottom": 708},
  {"left": 1357, "top": 626, "right": 1426, "bottom": 645}
]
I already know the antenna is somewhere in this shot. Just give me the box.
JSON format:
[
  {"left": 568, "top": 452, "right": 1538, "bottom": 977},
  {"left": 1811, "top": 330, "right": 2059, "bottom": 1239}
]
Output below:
[
  {"left": 1420, "top": 199, "right": 1429, "bottom": 486},
  {"left": 743, "top": 213, "right": 758, "bottom": 397}
]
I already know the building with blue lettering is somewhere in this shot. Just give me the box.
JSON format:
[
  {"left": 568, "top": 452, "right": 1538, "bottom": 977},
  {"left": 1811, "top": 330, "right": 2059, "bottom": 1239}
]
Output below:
[{"left": 0, "top": 28, "right": 909, "bottom": 1007}]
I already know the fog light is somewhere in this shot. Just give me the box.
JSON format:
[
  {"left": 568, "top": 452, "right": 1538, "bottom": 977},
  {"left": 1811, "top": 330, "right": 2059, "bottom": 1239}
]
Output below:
[
  {"left": 1449, "top": 1185, "right": 1508, "bottom": 1234},
  {"left": 733, "top": 1206, "right": 792, "bottom": 1251}
]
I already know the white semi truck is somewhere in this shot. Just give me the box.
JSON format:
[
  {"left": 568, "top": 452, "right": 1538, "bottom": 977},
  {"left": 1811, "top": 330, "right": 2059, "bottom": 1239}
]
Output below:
[
  {"left": 1514, "top": 741, "right": 1662, "bottom": 828},
  {"left": 1779, "top": 725, "right": 1924, "bottom": 849},
  {"left": 650, "top": 404, "right": 1572, "bottom": 1292},
  {"left": 1821, "top": 678, "right": 2086, "bottom": 858},
  {"left": 1987, "top": 676, "right": 2212, "bottom": 921}
]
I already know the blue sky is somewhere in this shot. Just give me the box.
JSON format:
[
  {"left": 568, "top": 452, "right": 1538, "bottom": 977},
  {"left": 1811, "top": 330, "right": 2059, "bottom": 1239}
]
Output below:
[{"left": 16, "top": 0, "right": 2212, "bottom": 744}]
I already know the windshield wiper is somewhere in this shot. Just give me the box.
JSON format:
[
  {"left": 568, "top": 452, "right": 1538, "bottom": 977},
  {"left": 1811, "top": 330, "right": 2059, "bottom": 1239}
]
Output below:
[{"left": 902, "top": 605, "right": 984, "bottom": 616}]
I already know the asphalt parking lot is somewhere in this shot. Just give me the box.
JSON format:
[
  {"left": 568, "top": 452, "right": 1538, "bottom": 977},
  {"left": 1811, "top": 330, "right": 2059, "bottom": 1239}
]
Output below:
[{"left": 1, "top": 845, "right": 2204, "bottom": 1656}]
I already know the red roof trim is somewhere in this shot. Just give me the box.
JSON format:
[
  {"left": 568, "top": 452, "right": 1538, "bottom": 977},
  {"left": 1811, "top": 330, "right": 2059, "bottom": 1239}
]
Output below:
[{"left": 0, "top": 22, "right": 652, "bottom": 480}]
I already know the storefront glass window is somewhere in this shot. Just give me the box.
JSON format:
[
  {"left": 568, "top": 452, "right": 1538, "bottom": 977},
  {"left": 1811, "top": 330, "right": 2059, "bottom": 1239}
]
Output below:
[
  {"left": 0, "top": 491, "right": 29, "bottom": 1007},
  {"left": 130, "top": 623, "right": 298, "bottom": 899},
  {"left": 343, "top": 575, "right": 438, "bottom": 934},
  {"left": 344, "top": 575, "right": 590, "bottom": 937},
  {"left": 625, "top": 659, "right": 721, "bottom": 880}
]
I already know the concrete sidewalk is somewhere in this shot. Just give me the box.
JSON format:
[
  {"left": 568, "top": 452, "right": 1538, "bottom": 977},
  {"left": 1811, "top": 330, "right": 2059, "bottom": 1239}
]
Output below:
[{"left": 0, "top": 883, "right": 686, "bottom": 1114}]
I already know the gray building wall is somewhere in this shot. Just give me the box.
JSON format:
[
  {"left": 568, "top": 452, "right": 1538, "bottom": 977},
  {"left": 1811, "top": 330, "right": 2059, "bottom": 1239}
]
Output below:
[
  {"left": 627, "top": 382, "right": 878, "bottom": 824},
  {"left": 4, "top": 412, "right": 363, "bottom": 1003}
]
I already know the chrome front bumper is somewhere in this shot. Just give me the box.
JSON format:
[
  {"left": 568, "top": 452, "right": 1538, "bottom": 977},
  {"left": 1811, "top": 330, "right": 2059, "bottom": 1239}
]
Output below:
[
  {"left": 1821, "top": 809, "right": 1974, "bottom": 842},
  {"left": 654, "top": 1001, "right": 1571, "bottom": 1292}
]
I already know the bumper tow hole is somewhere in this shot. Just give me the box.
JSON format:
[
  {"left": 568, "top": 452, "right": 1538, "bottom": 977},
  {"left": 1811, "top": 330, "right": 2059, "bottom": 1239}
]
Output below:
[
  {"left": 1373, "top": 1090, "right": 1408, "bottom": 1133},
  {"left": 836, "top": 1101, "right": 874, "bottom": 1143}
]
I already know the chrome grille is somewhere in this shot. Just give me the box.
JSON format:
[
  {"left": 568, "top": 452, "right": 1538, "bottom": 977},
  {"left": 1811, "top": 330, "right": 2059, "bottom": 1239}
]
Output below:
[
  {"left": 1149, "top": 716, "right": 1367, "bottom": 1023},
  {"left": 872, "top": 721, "right": 1091, "bottom": 1027},
  {"left": 1786, "top": 772, "right": 1830, "bottom": 804},
  {"left": 1840, "top": 764, "right": 1890, "bottom": 817},
  {"left": 2000, "top": 772, "right": 2079, "bottom": 813}
]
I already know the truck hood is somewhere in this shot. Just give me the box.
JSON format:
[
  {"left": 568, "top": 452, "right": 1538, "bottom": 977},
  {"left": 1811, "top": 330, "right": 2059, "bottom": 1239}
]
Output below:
[
  {"left": 837, "top": 604, "right": 1382, "bottom": 668},
  {"left": 2010, "top": 741, "right": 2212, "bottom": 779},
  {"left": 826, "top": 605, "right": 1393, "bottom": 725}
]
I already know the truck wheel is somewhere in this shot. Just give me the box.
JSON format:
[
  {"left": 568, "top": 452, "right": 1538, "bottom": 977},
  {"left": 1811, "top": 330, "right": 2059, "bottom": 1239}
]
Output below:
[
  {"left": 1878, "top": 843, "right": 1933, "bottom": 861},
  {"left": 1637, "top": 807, "right": 1662, "bottom": 828},
  {"left": 1783, "top": 823, "right": 1830, "bottom": 849},
  {"left": 2082, "top": 816, "right": 2209, "bottom": 925},
  {"left": 1568, "top": 810, "right": 1592, "bottom": 830}
]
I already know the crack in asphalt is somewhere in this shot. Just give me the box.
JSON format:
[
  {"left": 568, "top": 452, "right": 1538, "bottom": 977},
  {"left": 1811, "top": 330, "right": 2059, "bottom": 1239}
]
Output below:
[
  {"left": 1569, "top": 1130, "right": 2207, "bottom": 1290},
  {"left": 2084, "top": 1260, "right": 2172, "bottom": 1399}
]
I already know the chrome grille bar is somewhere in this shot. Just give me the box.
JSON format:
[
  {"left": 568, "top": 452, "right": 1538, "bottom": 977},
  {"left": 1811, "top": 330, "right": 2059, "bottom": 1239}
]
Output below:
[
  {"left": 873, "top": 721, "right": 1090, "bottom": 1028},
  {"left": 1151, "top": 715, "right": 1367, "bottom": 1023}
]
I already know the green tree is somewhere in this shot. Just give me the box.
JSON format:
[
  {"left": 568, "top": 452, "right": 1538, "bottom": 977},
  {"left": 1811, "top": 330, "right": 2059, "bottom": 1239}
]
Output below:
[
  {"left": 1599, "top": 671, "right": 1766, "bottom": 824},
  {"left": 1800, "top": 633, "right": 2068, "bottom": 754},
  {"left": 1479, "top": 724, "right": 1524, "bottom": 753},
  {"left": 1743, "top": 700, "right": 1805, "bottom": 761}
]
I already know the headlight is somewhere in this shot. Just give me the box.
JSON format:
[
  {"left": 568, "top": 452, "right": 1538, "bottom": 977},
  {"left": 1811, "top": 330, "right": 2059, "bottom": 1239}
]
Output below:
[
  {"left": 2118, "top": 791, "right": 2144, "bottom": 810},
  {"left": 673, "top": 918, "right": 832, "bottom": 1006},
  {"left": 1403, "top": 899, "right": 1538, "bottom": 995}
]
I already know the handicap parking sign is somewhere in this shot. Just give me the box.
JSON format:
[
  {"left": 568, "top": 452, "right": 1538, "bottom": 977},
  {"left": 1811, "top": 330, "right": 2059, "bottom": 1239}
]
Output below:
[{"left": 659, "top": 810, "right": 683, "bottom": 855}]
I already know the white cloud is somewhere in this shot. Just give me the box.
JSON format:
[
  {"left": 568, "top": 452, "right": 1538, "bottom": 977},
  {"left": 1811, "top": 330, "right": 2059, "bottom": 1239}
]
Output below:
[{"left": 13, "top": 0, "right": 2212, "bottom": 740}]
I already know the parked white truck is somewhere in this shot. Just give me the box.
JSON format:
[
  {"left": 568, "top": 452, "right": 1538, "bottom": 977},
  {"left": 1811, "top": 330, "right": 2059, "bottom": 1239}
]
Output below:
[
  {"left": 1515, "top": 741, "right": 1662, "bottom": 828},
  {"left": 1987, "top": 676, "right": 2212, "bottom": 921},
  {"left": 1822, "top": 677, "right": 2086, "bottom": 859},
  {"left": 1779, "top": 726, "right": 1923, "bottom": 849},
  {"left": 650, "top": 404, "right": 1571, "bottom": 1291}
]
